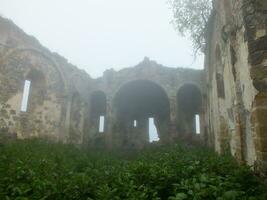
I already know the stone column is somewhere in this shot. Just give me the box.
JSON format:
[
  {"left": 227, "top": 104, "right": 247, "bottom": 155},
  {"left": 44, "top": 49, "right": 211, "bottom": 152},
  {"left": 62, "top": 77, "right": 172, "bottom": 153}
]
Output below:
[
  {"left": 63, "top": 95, "right": 72, "bottom": 143},
  {"left": 168, "top": 95, "right": 177, "bottom": 142},
  {"left": 79, "top": 102, "right": 85, "bottom": 144},
  {"left": 135, "top": 117, "right": 149, "bottom": 148},
  {"left": 105, "top": 95, "right": 114, "bottom": 149}
]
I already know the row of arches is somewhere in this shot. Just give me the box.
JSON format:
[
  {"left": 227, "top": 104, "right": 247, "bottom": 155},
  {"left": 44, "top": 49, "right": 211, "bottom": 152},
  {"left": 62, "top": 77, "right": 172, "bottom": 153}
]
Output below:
[
  {"left": 19, "top": 72, "right": 202, "bottom": 146},
  {"left": 0, "top": 48, "right": 203, "bottom": 147},
  {"left": 88, "top": 80, "right": 202, "bottom": 147}
]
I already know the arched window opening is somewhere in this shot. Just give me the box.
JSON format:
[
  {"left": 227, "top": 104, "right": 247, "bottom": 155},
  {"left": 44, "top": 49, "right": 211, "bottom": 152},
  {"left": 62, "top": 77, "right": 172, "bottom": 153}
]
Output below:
[
  {"left": 149, "top": 117, "right": 159, "bottom": 142},
  {"left": 20, "top": 80, "right": 31, "bottom": 112},
  {"left": 195, "top": 114, "right": 200, "bottom": 134},
  {"left": 99, "top": 115, "right": 105, "bottom": 133},
  {"left": 133, "top": 120, "right": 137, "bottom": 128},
  {"left": 21, "top": 69, "right": 46, "bottom": 112},
  {"left": 90, "top": 91, "right": 107, "bottom": 134},
  {"left": 177, "top": 84, "right": 202, "bottom": 135}
]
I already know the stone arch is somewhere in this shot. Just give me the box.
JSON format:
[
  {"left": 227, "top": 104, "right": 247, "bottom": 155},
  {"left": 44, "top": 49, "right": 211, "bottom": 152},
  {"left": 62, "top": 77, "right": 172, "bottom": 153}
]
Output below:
[
  {"left": 113, "top": 78, "right": 170, "bottom": 97},
  {"left": 70, "top": 73, "right": 88, "bottom": 97},
  {"left": 0, "top": 48, "right": 67, "bottom": 140},
  {"left": 176, "top": 82, "right": 202, "bottom": 96},
  {"left": 176, "top": 83, "right": 202, "bottom": 136},
  {"left": 112, "top": 79, "right": 170, "bottom": 148},
  {"left": 0, "top": 48, "right": 67, "bottom": 92}
]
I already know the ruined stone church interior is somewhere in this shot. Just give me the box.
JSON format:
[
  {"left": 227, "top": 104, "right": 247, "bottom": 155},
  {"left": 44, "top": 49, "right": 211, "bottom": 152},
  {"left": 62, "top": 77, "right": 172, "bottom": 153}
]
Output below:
[{"left": 1, "top": 0, "right": 267, "bottom": 183}]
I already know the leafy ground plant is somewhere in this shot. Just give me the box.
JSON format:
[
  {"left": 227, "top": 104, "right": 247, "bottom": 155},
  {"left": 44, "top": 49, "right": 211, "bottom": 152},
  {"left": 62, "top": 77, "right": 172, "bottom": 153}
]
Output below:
[{"left": 0, "top": 139, "right": 266, "bottom": 200}]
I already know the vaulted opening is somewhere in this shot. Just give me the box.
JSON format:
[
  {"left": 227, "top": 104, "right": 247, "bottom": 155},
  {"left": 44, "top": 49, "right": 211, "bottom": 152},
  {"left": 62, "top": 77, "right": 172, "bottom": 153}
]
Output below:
[
  {"left": 113, "top": 80, "right": 170, "bottom": 145},
  {"left": 177, "top": 84, "right": 202, "bottom": 135}
]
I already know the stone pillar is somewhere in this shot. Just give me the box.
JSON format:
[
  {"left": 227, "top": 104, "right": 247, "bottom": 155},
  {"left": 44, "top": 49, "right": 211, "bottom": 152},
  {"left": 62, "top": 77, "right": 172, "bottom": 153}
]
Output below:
[
  {"left": 79, "top": 102, "right": 85, "bottom": 144},
  {"left": 168, "top": 95, "right": 177, "bottom": 141},
  {"left": 105, "top": 95, "right": 114, "bottom": 149},
  {"left": 63, "top": 95, "right": 72, "bottom": 143},
  {"left": 138, "top": 117, "right": 149, "bottom": 143},
  {"left": 200, "top": 113, "right": 206, "bottom": 143}
]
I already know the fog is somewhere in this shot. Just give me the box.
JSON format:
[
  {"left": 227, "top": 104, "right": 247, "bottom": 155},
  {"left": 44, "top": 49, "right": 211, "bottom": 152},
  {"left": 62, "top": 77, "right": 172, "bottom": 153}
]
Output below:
[{"left": 1, "top": 0, "right": 203, "bottom": 78}]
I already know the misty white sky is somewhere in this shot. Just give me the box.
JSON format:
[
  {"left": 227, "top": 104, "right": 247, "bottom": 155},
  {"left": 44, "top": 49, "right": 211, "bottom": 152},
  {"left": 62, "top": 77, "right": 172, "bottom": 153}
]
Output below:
[{"left": 1, "top": 0, "right": 204, "bottom": 78}]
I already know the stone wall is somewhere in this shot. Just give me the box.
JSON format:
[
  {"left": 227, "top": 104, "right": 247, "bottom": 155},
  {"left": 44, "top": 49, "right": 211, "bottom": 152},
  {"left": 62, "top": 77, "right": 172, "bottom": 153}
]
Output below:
[
  {"left": 88, "top": 58, "right": 205, "bottom": 149},
  {"left": 0, "top": 17, "right": 205, "bottom": 150},
  {"left": 205, "top": 0, "right": 267, "bottom": 175},
  {"left": 0, "top": 17, "right": 92, "bottom": 143},
  {"left": 1, "top": 0, "right": 266, "bottom": 174}
]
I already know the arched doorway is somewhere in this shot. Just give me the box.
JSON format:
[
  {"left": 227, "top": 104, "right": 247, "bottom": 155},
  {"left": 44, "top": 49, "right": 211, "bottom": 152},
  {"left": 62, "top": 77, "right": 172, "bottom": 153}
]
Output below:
[
  {"left": 113, "top": 80, "right": 170, "bottom": 148},
  {"left": 177, "top": 84, "right": 202, "bottom": 136}
]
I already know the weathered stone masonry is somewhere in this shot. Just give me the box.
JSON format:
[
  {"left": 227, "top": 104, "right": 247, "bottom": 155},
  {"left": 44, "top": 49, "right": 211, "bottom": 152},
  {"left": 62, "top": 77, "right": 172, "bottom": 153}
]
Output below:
[
  {"left": 89, "top": 60, "right": 204, "bottom": 149},
  {"left": 0, "top": 17, "right": 205, "bottom": 149},
  {"left": 0, "top": 0, "right": 267, "bottom": 175},
  {"left": 205, "top": 0, "right": 267, "bottom": 175},
  {"left": 0, "top": 17, "right": 92, "bottom": 144}
]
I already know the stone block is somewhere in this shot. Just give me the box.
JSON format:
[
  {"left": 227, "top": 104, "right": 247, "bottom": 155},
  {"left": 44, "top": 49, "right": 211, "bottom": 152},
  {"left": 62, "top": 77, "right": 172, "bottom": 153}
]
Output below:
[
  {"left": 249, "top": 35, "right": 267, "bottom": 54},
  {"left": 252, "top": 92, "right": 267, "bottom": 106},
  {"left": 254, "top": 137, "right": 267, "bottom": 151},
  {"left": 250, "top": 64, "right": 267, "bottom": 80},
  {"left": 256, "top": 151, "right": 267, "bottom": 160},
  {"left": 256, "top": 160, "right": 267, "bottom": 175},
  {"left": 254, "top": 125, "right": 267, "bottom": 138},
  {"left": 254, "top": 108, "right": 267, "bottom": 123},
  {"left": 255, "top": 0, "right": 267, "bottom": 11},
  {"left": 250, "top": 50, "right": 267, "bottom": 66}
]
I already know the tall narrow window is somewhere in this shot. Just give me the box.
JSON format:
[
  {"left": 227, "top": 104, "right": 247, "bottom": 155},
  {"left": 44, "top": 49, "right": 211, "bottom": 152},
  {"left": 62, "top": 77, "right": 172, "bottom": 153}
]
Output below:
[
  {"left": 149, "top": 118, "right": 159, "bottom": 142},
  {"left": 99, "top": 115, "right": 105, "bottom": 133},
  {"left": 133, "top": 120, "right": 137, "bottom": 127},
  {"left": 20, "top": 80, "right": 31, "bottom": 112},
  {"left": 195, "top": 114, "right": 200, "bottom": 134}
]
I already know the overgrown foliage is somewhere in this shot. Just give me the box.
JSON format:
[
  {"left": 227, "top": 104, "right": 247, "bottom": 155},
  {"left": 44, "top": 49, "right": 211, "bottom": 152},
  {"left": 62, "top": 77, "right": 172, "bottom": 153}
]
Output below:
[
  {"left": 0, "top": 140, "right": 266, "bottom": 199},
  {"left": 168, "top": 0, "right": 212, "bottom": 53}
]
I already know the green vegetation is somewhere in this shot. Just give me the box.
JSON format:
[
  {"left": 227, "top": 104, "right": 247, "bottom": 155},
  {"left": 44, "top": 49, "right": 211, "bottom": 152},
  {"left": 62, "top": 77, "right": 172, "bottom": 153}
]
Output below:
[
  {"left": 168, "top": 0, "right": 212, "bottom": 53},
  {"left": 0, "top": 140, "right": 266, "bottom": 200}
]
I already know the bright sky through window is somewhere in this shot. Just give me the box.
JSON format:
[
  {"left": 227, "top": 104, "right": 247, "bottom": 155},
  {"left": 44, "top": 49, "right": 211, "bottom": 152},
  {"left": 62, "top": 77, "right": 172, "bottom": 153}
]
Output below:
[
  {"left": 134, "top": 120, "right": 137, "bottom": 127},
  {"left": 195, "top": 114, "right": 200, "bottom": 134},
  {"left": 149, "top": 118, "right": 159, "bottom": 142},
  {"left": 20, "top": 80, "right": 31, "bottom": 112},
  {"left": 99, "top": 115, "right": 105, "bottom": 133}
]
